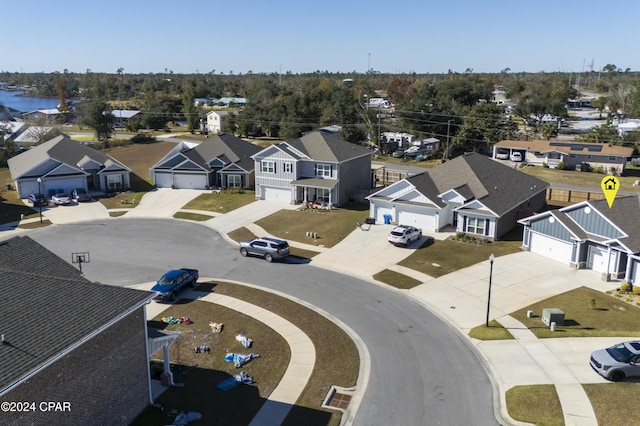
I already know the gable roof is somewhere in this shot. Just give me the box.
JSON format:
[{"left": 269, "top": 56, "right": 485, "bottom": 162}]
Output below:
[
  {"left": 520, "top": 196, "right": 640, "bottom": 254},
  {"left": 281, "top": 130, "right": 372, "bottom": 163},
  {"left": 383, "top": 153, "right": 548, "bottom": 215},
  {"left": 7, "top": 135, "right": 130, "bottom": 180},
  {"left": 0, "top": 236, "right": 153, "bottom": 395},
  {"left": 495, "top": 139, "right": 633, "bottom": 157},
  {"left": 153, "top": 135, "right": 261, "bottom": 173},
  {"left": 573, "top": 196, "right": 640, "bottom": 253}
]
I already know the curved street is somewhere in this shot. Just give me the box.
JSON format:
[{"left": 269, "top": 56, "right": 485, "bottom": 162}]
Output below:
[{"left": 27, "top": 218, "right": 498, "bottom": 426}]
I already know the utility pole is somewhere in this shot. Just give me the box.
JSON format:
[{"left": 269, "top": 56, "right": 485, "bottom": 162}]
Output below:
[{"left": 444, "top": 119, "right": 454, "bottom": 161}]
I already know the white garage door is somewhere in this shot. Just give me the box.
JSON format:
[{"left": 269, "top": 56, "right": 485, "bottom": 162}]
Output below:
[
  {"left": 373, "top": 204, "right": 392, "bottom": 224},
  {"left": 587, "top": 246, "right": 608, "bottom": 273},
  {"left": 154, "top": 172, "right": 173, "bottom": 188},
  {"left": 397, "top": 210, "right": 434, "bottom": 231},
  {"left": 17, "top": 181, "right": 40, "bottom": 198},
  {"left": 263, "top": 186, "right": 291, "bottom": 202},
  {"left": 172, "top": 173, "right": 207, "bottom": 189},
  {"left": 48, "top": 178, "right": 86, "bottom": 195},
  {"left": 529, "top": 233, "right": 573, "bottom": 265}
]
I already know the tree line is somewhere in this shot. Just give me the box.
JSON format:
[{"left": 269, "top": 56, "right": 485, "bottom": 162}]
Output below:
[{"left": 2, "top": 66, "right": 640, "bottom": 156}]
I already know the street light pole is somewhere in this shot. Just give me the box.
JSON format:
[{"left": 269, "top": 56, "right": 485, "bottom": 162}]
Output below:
[
  {"left": 485, "top": 254, "right": 495, "bottom": 327},
  {"left": 36, "top": 177, "right": 43, "bottom": 224}
]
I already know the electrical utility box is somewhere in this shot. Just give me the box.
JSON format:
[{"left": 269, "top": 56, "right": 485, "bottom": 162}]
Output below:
[{"left": 541, "top": 308, "right": 565, "bottom": 326}]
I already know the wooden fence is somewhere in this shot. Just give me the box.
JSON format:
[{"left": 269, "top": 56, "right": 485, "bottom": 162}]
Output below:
[{"left": 546, "top": 188, "right": 605, "bottom": 204}]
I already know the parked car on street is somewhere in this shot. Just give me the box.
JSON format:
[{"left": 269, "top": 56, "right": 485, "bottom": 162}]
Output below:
[
  {"left": 72, "top": 188, "right": 92, "bottom": 202},
  {"left": 388, "top": 225, "right": 422, "bottom": 246},
  {"left": 51, "top": 193, "right": 71, "bottom": 205},
  {"left": 590, "top": 340, "right": 640, "bottom": 381},
  {"left": 392, "top": 149, "right": 406, "bottom": 158},
  {"left": 28, "top": 193, "right": 48, "bottom": 207},
  {"left": 239, "top": 237, "right": 290, "bottom": 262},
  {"left": 151, "top": 268, "right": 199, "bottom": 302}
]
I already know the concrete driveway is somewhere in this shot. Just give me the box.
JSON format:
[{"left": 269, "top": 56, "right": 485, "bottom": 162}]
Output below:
[
  {"left": 30, "top": 199, "right": 110, "bottom": 224},
  {"left": 122, "top": 188, "right": 210, "bottom": 218}
]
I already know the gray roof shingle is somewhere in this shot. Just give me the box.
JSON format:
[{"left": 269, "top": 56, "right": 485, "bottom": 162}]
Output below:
[
  {"left": 285, "top": 131, "right": 373, "bottom": 163},
  {"left": 175, "top": 134, "right": 261, "bottom": 172},
  {"left": 0, "top": 236, "right": 153, "bottom": 393},
  {"left": 407, "top": 153, "right": 548, "bottom": 215}
]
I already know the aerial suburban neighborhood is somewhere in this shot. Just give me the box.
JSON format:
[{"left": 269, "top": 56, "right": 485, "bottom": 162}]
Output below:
[{"left": 2, "top": 63, "right": 640, "bottom": 426}]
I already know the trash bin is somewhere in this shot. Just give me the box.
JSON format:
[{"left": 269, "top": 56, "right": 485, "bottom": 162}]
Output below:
[
  {"left": 365, "top": 217, "right": 376, "bottom": 225},
  {"left": 383, "top": 214, "right": 392, "bottom": 225}
]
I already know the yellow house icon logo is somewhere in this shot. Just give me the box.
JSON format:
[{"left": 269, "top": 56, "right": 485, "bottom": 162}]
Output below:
[{"left": 601, "top": 176, "right": 620, "bottom": 208}]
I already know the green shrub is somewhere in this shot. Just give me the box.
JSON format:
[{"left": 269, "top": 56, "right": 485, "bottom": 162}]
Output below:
[
  {"left": 588, "top": 298, "right": 596, "bottom": 310},
  {"left": 542, "top": 162, "right": 549, "bottom": 168},
  {"left": 620, "top": 282, "right": 632, "bottom": 293},
  {"left": 633, "top": 286, "right": 640, "bottom": 296},
  {"left": 556, "top": 161, "right": 566, "bottom": 170}
]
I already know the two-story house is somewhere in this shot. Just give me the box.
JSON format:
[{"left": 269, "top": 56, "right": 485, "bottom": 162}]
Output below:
[{"left": 252, "top": 130, "right": 374, "bottom": 206}]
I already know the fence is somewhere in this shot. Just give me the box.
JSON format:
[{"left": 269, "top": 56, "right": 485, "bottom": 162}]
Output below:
[{"left": 546, "top": 188, "right": 604, "bottom": 204}]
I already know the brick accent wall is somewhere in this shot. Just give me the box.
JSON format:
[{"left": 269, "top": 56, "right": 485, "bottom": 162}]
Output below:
[{"left": 1, "top": 307, "right": 149, "bottom": 425}]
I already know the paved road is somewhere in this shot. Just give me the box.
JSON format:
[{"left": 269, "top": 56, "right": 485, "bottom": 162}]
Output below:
[{"left": 28, "top": 219, "right": 499, "bottom": 426}]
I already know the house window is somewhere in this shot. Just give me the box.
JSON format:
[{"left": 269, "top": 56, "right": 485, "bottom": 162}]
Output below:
[
  {"left": 261, "top": 161, "right": 275, "bottom": 173},
  {"left": 466, "top": 217, "right": 486, "bottom": 235},
  {"left": 317, "top": 188, "right": 329, "bottom": 203},
  {"left": 316, "top": 164, "right": 331, "bottom": 177},
  {"left": 107, "top": 174, "right": 123, "bottom": 189},
  {"left": 283, "top": 162, "right": 292, "bottom": 173},
  {"left": 228, "top": 175, "right": 241, "bottom": 188},
  {"left": 608, "top": 156, "right": 616, "bottom": 161}
]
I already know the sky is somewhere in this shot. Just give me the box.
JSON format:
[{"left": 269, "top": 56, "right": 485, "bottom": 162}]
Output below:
[{"left": 6, "top": 0, "right": 640, "bottom": 75}]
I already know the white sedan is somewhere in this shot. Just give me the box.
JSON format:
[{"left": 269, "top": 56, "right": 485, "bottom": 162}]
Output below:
[{"left": 51, "top": 193, "right": 71, "bottom": 205}]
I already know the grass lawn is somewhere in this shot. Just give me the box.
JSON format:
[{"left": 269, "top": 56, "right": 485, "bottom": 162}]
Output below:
[
  {"left": 133, "top": 281, "right": 358, "bottom": 426},
  {"left": 104, "top": 142, "right": 177, "bottom": 183},
  {"left": 173, "top": 211, "right": 215, "bottom": 221},
  {"left": 398, "top": 237, "right": 523, "bottom": 278},
  {"left": 584, "top": 383, "right": 640, "bottom": 426},
  {"left": 506, "top": 385, "right": 564, "bottom": 426},
  {"left": 182, "top": 191, "right": 256, "bottom": 212},
  {"left": 372, "top": 269, "right": 422, "bottom": 289},
  {"left": 511, "top": 286, "right": 640, "bottom": 338},
  {"left": 255, "top": 203, "right": 370, "bottom": 248},
  {"left": 468, "top": 320, "right": 514, "bottom": 340}
]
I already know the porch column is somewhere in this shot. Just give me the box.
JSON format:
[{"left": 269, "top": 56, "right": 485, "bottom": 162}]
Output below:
[
  {"left": 162, "top": 344, "right": 174, "bottom": 386},
  {"left": 625, "top": 255, "right": 633, "bottom": 283}
]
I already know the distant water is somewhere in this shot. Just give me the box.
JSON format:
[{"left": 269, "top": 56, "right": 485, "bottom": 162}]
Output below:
[{"left": 0, "top": 90, "right": 60, "bottom": 113}]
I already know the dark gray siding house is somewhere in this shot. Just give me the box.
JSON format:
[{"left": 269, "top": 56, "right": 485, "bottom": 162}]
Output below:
[
  {"left": 150, "top": 134, "right": 261, "bottom": 190},
  {"left": 253, "top": 130, "right": 374, "bottom": 205},
  {"left": 0, "top": 236, "right": 154, "bottom": 425}
]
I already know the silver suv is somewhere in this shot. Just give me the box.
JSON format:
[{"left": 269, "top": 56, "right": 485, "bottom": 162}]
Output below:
[
  {"left": 590, "top": 340, "right": 640, "bottom": 381},
  {"left": 239, "top": 237, "right": 290, "bottom": 262}
]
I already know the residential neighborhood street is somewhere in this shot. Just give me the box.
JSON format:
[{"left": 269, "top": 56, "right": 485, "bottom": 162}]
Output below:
[{"left": 1, "top": 188, "right": 627, "bottom": 425}]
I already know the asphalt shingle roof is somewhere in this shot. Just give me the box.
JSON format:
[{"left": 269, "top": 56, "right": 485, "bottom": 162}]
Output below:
[
  {"left": 407, "top": 153, "right": 548, "bottom": 215},
  {"left": 179, "top": 134, "right": 261, "bottom": 172},
  {"left": 8, "top": 135, "right": 129, "bottom": 179},
  {"left": 0, "top": 236, "right": 153, "bottom": 393},
  {"left": 284, "top": 131, "right": 373, "bottom": 162}
]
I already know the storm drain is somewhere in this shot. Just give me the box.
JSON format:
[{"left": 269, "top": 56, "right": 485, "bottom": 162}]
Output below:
[{"left": 322, "top": 385, "right": 356, "bottom": 412}]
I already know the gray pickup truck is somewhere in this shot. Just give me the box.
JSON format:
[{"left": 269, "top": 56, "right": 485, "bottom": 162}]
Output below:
[{"left": 151, "top": 268, "right": 199, "bottom": 302}]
